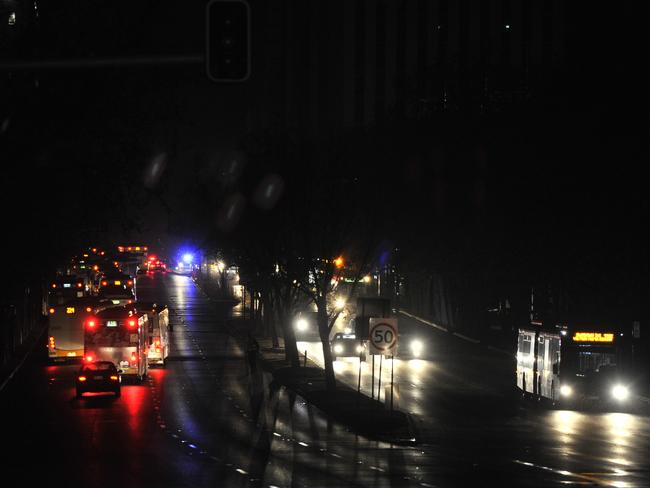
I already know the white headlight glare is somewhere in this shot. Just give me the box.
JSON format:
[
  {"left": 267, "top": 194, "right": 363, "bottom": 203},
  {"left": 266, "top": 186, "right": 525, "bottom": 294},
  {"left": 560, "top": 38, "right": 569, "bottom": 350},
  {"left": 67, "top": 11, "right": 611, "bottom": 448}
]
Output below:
[
  {"left": 560, "top": 385, "right": 573, "bottom": 397},
  {"left": 410, "top": 340, "right": 423, "bottom": 357},
  {"left": 356, "top": 345, "right": 364, "bottom": 353},
  {"left": 296, "top": 318, "right": 308, "bottom": 331},
  {"left": 612, "top": 385, "right": 629, "bottom": 401},
  {"left": 334, "top": 344, "right": 343, "bottom": 354}
]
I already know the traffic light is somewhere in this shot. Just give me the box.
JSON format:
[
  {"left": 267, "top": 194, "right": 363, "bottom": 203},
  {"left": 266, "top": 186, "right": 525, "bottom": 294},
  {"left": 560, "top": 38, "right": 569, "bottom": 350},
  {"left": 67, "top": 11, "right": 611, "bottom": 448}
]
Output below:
[{"left": 206, "top": 0, "right": 250, "bottom": 82}]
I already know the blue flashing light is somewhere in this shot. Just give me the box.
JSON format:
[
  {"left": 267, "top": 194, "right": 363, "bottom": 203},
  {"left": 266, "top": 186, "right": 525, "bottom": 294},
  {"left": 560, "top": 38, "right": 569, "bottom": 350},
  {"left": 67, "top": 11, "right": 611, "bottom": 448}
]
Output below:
[{"left": 182, "top": 253, "right": 194, "bottom": 264}]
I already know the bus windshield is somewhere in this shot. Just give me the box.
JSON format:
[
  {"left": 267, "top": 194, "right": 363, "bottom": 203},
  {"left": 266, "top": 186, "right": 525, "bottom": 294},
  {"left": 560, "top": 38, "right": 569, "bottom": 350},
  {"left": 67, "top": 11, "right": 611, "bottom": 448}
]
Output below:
[{"left": 564, "top": 348, "right": 617, "bottom": 375}]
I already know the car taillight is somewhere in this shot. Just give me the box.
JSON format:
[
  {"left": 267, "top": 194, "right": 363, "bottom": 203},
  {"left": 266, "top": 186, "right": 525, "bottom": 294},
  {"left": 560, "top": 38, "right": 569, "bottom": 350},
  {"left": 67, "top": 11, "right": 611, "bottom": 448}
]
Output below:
[
  {"left": 101, "top": 281, "right": 108, "bottom": 286},
  {"left": 86, "top": 320, "right": 96, "bottom": 329},
  {"left": 49, "top": 308, "right": 55, "bottom": 314},
  {"left": 78, "top": 376, "right": 87, "bottom": 382},
  {"left": 128, "top": 319, "right": 136, "bottom": 328},
  {"left": 110, "top": 375, "right": 118, "bottom": 381},
  {"left": 156, "top": 347, "right": 161, "bottom": 353},
  {"left": 127, "top": 280, "right": 133, "bottom": 286},
  {"left": 77, "top": 283, "right": 83, "bottom": 288},
  {"left": 155, "top": 339, "right": 161, "bottom": 347},
  {"left": 85, "top": 355, "right": 94, "bottom": 362},
  {"left": 48, "top": 336, "right": 56, "bottom": 349},
  {"left": 51, "top": 283, "right": 57, "bottom": 288},
  {"left": 86, "top": 307, "right": 92, "bottom": 312}
]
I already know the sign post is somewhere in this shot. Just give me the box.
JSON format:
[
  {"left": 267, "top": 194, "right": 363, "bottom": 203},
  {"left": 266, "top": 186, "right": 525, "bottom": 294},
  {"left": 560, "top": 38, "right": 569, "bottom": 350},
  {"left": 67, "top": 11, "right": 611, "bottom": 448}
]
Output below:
[{"left": 369, "top": 318, "right": 398, "bottom": 404}]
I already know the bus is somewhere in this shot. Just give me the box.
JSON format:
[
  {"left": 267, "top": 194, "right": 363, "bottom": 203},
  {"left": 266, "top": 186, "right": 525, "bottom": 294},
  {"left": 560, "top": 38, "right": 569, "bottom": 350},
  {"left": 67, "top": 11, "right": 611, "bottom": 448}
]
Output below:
[
  {"left": 516, "top": 321, "right": 635, "bottom": 409},
  {"left": 47, "top": 296, "right": 113, "bottom": 361},
  {"left": 84, "top": 305, "right": 149, "bottom": 381},
  {"left": 138, "top": 302, "right": 170, "bottom": 367},
  {"left": 117, "top": 245, "right": 149, "bottom": 275},
  {"left": 47, "top": 276, "right": 90, "bottom": 310}
]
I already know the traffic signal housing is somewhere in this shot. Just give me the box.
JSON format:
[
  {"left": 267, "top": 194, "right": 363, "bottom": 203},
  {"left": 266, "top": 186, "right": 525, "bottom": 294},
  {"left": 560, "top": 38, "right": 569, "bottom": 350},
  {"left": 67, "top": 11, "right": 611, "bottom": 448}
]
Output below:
[{"left": 206, "top": 0, "right": 251, "bottom": 82}]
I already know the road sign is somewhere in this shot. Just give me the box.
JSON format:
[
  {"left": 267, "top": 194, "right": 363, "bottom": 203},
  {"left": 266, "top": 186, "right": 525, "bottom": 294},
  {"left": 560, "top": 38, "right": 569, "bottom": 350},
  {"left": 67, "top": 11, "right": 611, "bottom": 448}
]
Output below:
[{"left": 368, "top": 318, "right": 398, "bottom": 355}]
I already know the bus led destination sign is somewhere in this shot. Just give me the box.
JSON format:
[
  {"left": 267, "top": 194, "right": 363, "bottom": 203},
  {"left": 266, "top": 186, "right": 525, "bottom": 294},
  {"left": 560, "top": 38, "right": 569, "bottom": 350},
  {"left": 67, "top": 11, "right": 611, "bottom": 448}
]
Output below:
[{"left": 572, "top": 332, "right": 614, "bottom": 343}]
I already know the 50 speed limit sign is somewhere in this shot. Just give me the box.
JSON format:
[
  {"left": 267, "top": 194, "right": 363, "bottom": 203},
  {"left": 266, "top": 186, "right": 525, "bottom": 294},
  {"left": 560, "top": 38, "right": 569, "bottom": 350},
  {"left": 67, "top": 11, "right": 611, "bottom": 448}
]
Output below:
[{"left": 368, "top": 318, "right": 398, "bottom": 355}]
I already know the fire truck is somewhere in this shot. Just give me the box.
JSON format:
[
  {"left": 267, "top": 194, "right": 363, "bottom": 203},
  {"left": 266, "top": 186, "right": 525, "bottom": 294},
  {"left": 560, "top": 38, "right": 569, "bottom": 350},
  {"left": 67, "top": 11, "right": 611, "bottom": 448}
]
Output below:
[
  {"left": 138, "top": 302, "right": 170, "bottom": 367},
  {"left": 84, "top": 305, "right": 149, "bottom": 381}
]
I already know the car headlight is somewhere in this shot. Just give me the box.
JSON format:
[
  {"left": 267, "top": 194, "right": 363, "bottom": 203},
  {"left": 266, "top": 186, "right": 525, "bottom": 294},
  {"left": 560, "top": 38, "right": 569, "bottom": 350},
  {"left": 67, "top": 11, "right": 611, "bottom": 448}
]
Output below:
[
  {"left": 333, "top": 344, "right": 343, "bottom": 354},
  {"left": 410, "top": 340, "right": 423, "bottom": 357},
  {"left": 295, "top": 318, "right": 308, "bottom": 331},
  {"left": 560, "top": 385, "right": 573, "bottom": 397},
  {"left": 612, "top": 385, "right": 629, "bottom": 401}
]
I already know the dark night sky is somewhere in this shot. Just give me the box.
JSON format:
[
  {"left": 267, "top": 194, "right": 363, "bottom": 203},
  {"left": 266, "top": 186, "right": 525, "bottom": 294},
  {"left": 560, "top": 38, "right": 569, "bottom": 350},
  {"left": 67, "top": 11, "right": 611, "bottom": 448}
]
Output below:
[{"left": 1, "top": 1, "right": 648, "bottom": 306}]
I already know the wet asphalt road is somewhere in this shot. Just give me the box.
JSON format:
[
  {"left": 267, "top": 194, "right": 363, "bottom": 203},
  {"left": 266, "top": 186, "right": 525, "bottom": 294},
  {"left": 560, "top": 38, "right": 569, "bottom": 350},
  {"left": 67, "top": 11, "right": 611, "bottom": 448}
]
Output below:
[{"left": 2, "top": 272, "right": 650, "bottom": 487}]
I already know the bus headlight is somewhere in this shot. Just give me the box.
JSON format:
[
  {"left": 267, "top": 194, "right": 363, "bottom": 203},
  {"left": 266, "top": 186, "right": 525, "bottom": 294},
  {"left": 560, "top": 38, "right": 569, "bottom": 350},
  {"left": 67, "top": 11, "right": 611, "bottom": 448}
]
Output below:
[
  {"left": 410, "top": 340, "right": 423, "bottom": 357},
  {"left": 612, "top": 385, "right": 629, "bottom": 401},
  {"left": 356, "top": 345, "right": 364, "bottom": 353},
  {"left": 560, "top": 385, "right": 573, "bottom": 397},
  {"left": 333, "top": 344, "right": 343, "bottom": 354},
  {"left": 295, "top": 318, "right": 308, "bottom": 332}
]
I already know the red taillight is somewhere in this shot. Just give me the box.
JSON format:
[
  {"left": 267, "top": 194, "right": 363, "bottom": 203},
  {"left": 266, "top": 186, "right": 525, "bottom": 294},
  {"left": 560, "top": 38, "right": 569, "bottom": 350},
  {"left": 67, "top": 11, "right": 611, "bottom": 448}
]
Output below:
[
  {"left": 85, "top": 307, "right": 92, "bottom": 312},
  {"left": 155, "top": 339, "right": 161, "bottom": 347},
  {"left": 128, "top": 319, "right": 136, "bottom": 328},
  {"left": 51, "top": 283, "right": 57, "bottom": 288},
  {"left": 78, "top": 376, "right": 87, "bottom": 382},
  {"left": 85, "top": 355, "right": 93, "bottom": 362},
  {"left": 77, "top": 283, "right": 83, "bottom": 288},
  {"left": 110, "top": 375, "right": 118, "bottom": 381},
  {"left": 101, "top": 281, "right": 108, "bottom": 286},
  {"left": 127, "top": 280, "right": 133, "bottom": 286},
  {"left": 86, "top": 320, "right": 96, "bottom": 329},
  {"left": 49, "top": 308, "right": 55, "bottom": 314}
]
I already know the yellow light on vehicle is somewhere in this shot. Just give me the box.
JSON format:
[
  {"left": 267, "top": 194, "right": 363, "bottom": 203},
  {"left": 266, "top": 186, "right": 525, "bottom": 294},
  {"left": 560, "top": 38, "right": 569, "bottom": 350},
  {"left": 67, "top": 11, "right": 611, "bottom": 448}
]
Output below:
[
  {"left": 572, "top": 332, "right": 614, "bottom": 343},
  {"left": 49, "top": 308, "right": 55, "bottom": 314},
  {"left": 135, "top": 246, "right": 141, "bottom": 251},
  {"left": 66, "top": 307, "right": 75, "bottom": 314},
  {"left": 114, "top": 280, "right": 121, "bottom": 285},
  {"left": 67, "top": 352, "right": 77, "bottom": 357},
  {"left": 110, "top": 375, "right": 119, "bottom": 381}
]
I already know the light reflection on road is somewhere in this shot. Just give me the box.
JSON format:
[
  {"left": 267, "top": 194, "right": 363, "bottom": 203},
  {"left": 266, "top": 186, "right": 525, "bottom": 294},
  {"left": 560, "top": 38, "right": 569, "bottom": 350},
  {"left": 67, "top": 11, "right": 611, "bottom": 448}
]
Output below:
[{"left": 297, "top": 340, "right": 435, "bottom": 415}]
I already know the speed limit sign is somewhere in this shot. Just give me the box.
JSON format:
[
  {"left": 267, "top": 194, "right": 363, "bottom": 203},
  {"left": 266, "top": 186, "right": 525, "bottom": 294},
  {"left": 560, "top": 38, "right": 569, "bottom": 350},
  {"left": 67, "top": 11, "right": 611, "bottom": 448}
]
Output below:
[{"left": 368, "top": 318, "right": 398, "bottom": 355}]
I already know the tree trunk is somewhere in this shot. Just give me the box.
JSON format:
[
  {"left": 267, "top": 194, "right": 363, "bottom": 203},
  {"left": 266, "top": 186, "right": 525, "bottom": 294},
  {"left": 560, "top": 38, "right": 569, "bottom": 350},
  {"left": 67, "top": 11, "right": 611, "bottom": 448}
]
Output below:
[{"left": 316, "top": 297, "right": 336, "bottom": 391}]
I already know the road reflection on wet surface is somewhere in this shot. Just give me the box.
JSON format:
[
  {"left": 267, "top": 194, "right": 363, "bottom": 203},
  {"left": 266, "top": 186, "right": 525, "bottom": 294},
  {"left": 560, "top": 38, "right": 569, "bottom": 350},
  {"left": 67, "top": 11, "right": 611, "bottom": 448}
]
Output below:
[{"left": 1, "top": 272, "right": 649, "bottom": 487}]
